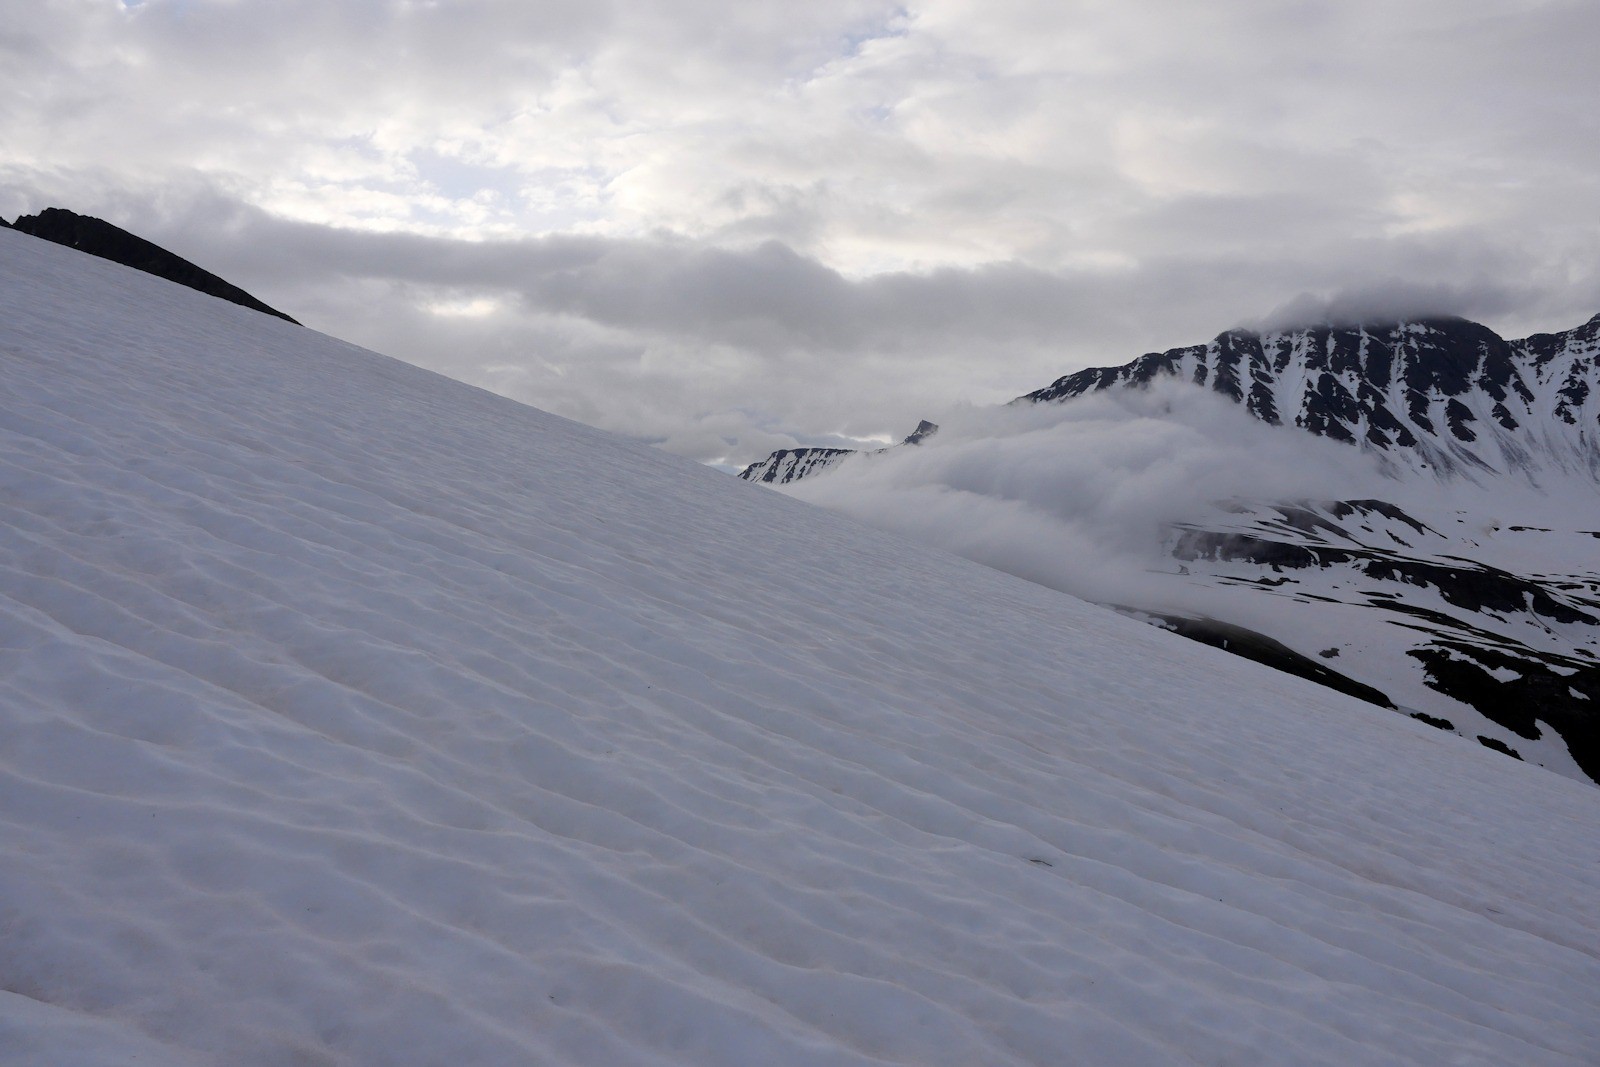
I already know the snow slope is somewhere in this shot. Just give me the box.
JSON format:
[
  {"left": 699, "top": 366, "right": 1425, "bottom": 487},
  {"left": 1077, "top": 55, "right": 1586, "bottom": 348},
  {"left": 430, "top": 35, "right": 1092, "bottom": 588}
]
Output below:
[{"left": 2, "top": 228, "right": 1599, "bottom": 1065}]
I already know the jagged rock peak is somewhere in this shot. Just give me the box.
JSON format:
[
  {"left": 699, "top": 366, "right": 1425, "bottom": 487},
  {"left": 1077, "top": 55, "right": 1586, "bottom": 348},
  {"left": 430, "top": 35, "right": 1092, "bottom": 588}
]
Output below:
[
  {"left": 1021, "top": 314, "right": 1600, "bottom": 482},
  {"left": 9, "top": 207, "right": 300, "bottom": 325},
  {"left": 740, "top": 419, "right": 938, "bottom": 485},
  {"left": 739, "top": 446, "right": 855, "bottom": 485}
]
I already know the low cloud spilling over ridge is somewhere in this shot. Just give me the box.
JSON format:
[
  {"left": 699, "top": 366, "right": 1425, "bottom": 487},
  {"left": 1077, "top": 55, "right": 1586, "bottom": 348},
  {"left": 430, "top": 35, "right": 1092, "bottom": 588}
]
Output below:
[{"left": 784, "top": 383, "right": 1390, "bottom": 608}]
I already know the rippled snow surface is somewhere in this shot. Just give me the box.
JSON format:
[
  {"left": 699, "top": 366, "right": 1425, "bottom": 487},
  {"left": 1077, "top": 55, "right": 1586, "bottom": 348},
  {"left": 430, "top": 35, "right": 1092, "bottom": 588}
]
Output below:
[{"left": 2, "top": 230, "right": 1598, "bottom": 1065}]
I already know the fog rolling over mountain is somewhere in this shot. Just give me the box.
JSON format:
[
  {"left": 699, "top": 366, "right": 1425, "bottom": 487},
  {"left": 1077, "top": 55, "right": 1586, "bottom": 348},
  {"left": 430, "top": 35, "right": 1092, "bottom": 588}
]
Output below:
[
  {"left": 6, "top": 224, "right": 1600, "bottom": 1065},
  {"left": 750, "top": 313, "right": 1600, "bottom": 786}
]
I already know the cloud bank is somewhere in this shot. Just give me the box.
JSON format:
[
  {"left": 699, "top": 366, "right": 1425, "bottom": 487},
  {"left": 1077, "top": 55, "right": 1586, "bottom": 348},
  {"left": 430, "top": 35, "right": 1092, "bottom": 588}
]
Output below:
[{"left": 784, "top": 382, "right": 1389, "bottom": 608}]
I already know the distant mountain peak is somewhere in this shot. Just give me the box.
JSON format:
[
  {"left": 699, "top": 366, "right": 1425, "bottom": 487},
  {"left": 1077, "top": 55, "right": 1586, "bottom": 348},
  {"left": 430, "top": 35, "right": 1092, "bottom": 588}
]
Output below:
[
  {"left": 1020, "top": 313, "right": 1600, "bottom": 482},
  {"left": 738, "top": 419, "right": 939, "bottom": 484}
]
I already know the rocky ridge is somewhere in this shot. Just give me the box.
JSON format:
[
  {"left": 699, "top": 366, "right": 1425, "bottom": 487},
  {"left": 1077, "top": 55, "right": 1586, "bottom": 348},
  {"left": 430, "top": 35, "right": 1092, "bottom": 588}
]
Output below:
[
  {"left": 1022, "top": 316, "right": 1600, "bottom": 482},
  {"left": 9, "top": 207, "right": 299, "bottom": 325}
]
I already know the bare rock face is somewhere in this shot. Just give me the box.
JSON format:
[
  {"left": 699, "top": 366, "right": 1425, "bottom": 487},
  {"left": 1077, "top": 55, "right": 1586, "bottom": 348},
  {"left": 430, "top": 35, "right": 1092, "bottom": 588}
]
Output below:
[{"left": 10, "top": 207, "right": 299, "bottom": 325}]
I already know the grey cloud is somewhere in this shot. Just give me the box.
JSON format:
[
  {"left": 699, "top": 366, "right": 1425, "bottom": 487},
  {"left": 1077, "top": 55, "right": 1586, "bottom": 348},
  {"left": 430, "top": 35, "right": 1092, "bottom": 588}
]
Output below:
[
  {"left": 121, "top": 192, "right": 1098, "bottom": 355},
  {"left": 1255, "top": 281, "right": 1529, "bottom": 333}
]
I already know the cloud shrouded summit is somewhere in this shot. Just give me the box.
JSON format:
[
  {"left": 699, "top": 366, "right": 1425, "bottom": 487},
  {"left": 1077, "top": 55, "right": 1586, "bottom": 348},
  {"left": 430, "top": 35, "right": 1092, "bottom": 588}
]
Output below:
[{"left": 3, "top": 0, "right": 1597, "bottom": 462}]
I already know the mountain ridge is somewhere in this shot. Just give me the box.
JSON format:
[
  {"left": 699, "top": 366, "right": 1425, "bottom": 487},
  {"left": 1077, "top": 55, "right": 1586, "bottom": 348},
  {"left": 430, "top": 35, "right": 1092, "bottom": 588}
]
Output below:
[
  {"left": 740, "top": 419, "right": 940, "bottom": 483},
  {"left": 1021, "top": 314, "right": 1600, "bottom": 482},
  {"left": 8, "top": 206, "right": 300, "bottom": 325},
  {"left": 740, "top": 311, "right": 1600, "bottom": 486}
]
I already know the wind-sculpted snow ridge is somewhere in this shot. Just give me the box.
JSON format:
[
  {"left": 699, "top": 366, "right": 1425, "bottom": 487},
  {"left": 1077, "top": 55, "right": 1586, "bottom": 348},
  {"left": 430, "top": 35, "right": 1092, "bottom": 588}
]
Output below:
[
  {"left": 3, "top": 229, "right": 1600, "bottom": 1066},
  {"left": 1022, "top": 315, "right": 1600, "bottom": 483}
]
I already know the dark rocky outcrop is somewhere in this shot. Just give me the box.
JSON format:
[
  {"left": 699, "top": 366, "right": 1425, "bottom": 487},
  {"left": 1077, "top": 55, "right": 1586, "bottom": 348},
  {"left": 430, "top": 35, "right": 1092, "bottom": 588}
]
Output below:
[
  {"left": 1477, "top": 736, "right": 1524, "bottom": 760},
  {"left": 1409, "top": 647, "right": 1600, "bottom": 782},
  {"left": 1131, "top": 610, "right": 1396, "bottom": 710},
  {"left": 9, "top": 207, "right": 299, "bottom": 325},
  {"left": 1173, "top": 529, "right": 1599, "bottom": 626}
]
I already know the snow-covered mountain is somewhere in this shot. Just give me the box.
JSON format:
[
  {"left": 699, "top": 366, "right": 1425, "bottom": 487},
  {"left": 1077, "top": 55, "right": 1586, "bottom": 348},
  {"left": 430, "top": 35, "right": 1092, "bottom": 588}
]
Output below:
[
  {"left": 740, "top": 420, "right": 939, "bottom": 484},
  {"left": 1025, "top": 316, "right": 1600, "bottom": 482},
  {"left": 738, "top": 443, "right": 856, "bottom": 484},
  {"left": 1024, "top": 317, "right": 1600, "bottom": 783},
  {"left": 3, "top": 228, "right": 1600, "bottom": 1065},
  {"left": 741, "top": 314, "right": 1600, "bottom": 785},
  {"left": 742, "top": 316, "right": 1600, "bottom": 487}
]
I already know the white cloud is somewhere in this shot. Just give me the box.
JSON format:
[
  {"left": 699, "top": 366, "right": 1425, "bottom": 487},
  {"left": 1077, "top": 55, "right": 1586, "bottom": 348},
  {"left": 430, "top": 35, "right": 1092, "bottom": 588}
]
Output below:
[{"left": 784, "top": 381, "right": 1389, "bottom": 607}]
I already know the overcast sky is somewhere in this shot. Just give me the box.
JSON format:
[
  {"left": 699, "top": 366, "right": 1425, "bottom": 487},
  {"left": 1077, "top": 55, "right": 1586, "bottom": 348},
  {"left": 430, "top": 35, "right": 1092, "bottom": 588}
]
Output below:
[{"left": 4, "top": 0, "right": 1597, "bottom": 466}]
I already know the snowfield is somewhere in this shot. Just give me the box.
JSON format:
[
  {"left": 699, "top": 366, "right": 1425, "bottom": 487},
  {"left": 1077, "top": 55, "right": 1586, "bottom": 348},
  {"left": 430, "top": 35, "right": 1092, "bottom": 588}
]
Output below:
[{"left": 2, "top": 228, "right": 1599, "bottom": 1065}]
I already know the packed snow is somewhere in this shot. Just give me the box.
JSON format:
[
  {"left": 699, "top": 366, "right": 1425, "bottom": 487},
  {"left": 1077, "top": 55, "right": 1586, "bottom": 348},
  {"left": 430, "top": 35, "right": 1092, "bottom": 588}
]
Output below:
[{"left": 2, "top": 228, "right": 1599, "bottom": 1065}]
